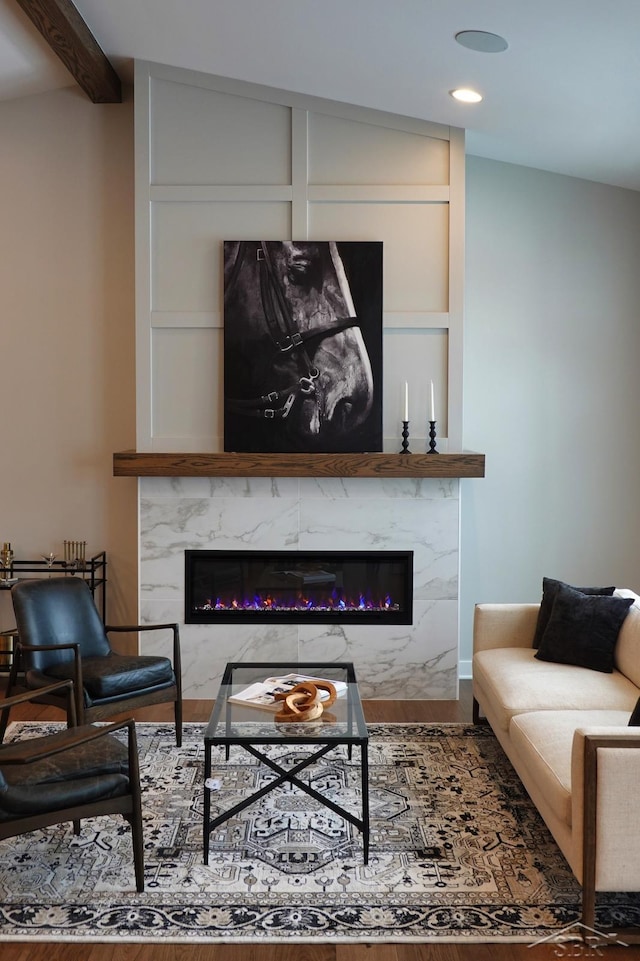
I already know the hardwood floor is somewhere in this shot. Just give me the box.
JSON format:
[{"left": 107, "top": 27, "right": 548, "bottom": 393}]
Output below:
[
  {"left": 5, "top": 684, "right": 476, "bottom": 726},
  {"left": 4, "top": 682, "right": 639, "bottom": 960}
]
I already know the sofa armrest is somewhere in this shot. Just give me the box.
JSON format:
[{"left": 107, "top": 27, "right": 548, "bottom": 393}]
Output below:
[
  {"left": 571, "top": 727, "right": 640, "bottom": 906},
  {"left": 473, "top": 603, "right": 540, "bottom": 654}
]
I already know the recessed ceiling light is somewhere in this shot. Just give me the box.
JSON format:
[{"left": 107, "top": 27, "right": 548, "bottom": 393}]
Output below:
[
  {"left": 455, "top": 30, "right": 508, "bottom": 53},
  {"left": 450, "top": 88, "right": 483, "bottom": 104}
]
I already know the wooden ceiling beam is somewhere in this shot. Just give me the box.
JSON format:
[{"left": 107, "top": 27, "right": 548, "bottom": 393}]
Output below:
[{"left": 14, "top": 0, "right": 121, "bottom": 103}]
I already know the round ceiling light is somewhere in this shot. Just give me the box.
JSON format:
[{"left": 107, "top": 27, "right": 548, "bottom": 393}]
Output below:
[
  {"left": 455, "top": 30, "right": 508, "bottom": 53},
  {"left": 450, "top": 88, "right": 483, "bottom": 104}
]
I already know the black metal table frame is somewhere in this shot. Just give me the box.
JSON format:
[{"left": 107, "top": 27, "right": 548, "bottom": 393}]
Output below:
[{"left": 203, "top": 661, "right": 369, "bottom": 865}]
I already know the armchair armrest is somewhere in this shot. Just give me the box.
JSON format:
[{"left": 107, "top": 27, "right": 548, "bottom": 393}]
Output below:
[
  {"left": 16, "top": 641, "right": 80, "bottom": 653},
  {"left": 0, "top": 679, "right": 78, "bottom": 736},
  {"left": 106, "top": 623, "right": 178, "bottom": 632},
  {"left": 106, "top": 623, "right": 182, "bottom": 694},
  {"left": 0, "top": 716, "right": 141, "bottom": 813},
  {"left": 0, "top": 716, "right": 137, "bottom": 766},
  {"left": 1, "top": 679, "right": 75, "bottom": 712},
  {"left": 14, "top": 641, "right": 84, "bottom": 722}
]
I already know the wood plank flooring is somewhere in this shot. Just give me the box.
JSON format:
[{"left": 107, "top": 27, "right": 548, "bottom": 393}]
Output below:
[{"left": 4, "top": 683, "right": 639, "bottom": 960}]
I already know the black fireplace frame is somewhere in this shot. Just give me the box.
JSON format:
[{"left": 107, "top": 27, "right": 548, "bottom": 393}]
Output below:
[{"left": 185, "top": 549, "right": 413, "bottom": 625}]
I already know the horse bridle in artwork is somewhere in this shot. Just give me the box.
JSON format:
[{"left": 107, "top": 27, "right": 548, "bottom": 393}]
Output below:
[{"left": 225, "top": 241, "right": 359, "bottom": 420}]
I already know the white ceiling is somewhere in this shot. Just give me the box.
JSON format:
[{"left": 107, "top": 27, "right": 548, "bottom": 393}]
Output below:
[{"left": 2, "top": 0, "right": 640, "bottom": 191}]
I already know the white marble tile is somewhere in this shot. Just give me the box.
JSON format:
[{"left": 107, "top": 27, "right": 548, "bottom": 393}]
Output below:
[
  {"left": 140, "top": 497, "right": 300, "bottom": 548},
  {"left": 298, "top": 497, "right": 458, "bottom": 600},
  {"left": 140, "top": 496, "right": 300, "bottom": 598},
  {"left": 139, "top": 550, "right": 185, "bottom": 600},
  {"left": 137, "top": 472, "right": 461, "bottom": 698},
  {"left": 298, "top": 476, "right": 458, "bottom": 500},
  {"left": 141, "top": 476, "right": 300, "bottom": 498},
  {"left": 298, "top": 600, "right": 458, "bottom": 699},
  {"left": 140, "top": 599, "right": 299, "bottom": 698},
  {"left": 298, "top": 496, "right": 457, "bottom": 547}
]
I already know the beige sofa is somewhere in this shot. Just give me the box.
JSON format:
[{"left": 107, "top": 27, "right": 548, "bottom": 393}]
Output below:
[{"left": 473, "top": 589, "right": 640, "bottom": 935}]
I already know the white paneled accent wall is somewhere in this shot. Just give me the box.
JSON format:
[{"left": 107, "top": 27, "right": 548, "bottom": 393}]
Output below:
[
  {"left": 134, "top": 62, "right": 466, "bottom": 696},
  {"left": 135, "top": 61, "right": 464, "bottom": 452}
]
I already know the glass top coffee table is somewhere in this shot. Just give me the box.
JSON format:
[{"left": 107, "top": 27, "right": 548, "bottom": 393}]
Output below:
[{"left": 203, "top": 661, "right": 369, "bottom": 865}]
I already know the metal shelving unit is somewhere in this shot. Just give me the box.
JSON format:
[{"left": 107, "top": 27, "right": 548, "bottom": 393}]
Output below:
[{"left": 0, "top": 551, "right": 107, "bottom": 673}]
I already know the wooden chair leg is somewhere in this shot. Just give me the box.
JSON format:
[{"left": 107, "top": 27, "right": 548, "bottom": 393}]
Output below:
[
  {"left": 131, "top": 807, "right": 144, "bottom": 893},
  {"left": 582, "top": 735, "right": 598, "bottom": 935},
  {"left": 0, "top": 697, "right": 13, "bottom": 743},
  {"left": 0, "top": 646, "right": 21, "bottom": 742},
  {"left": 582, "top": 882, "right": 596, "bottom": 933}
]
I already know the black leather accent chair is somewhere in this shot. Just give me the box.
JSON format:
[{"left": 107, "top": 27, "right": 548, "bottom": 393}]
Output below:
[
  {"left": 0, "top": 680, "right": 144, "bottom": 892},
  {"left": 4, "top": 576, "right": 182, "bottom": 746}
]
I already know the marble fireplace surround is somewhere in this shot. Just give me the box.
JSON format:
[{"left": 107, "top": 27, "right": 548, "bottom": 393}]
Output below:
[
  {"left": 137, "top": 475, "right": 460, "bottom": 701},
  {"left": 116, "top": 452, "right": 485, "bottom": 701}
]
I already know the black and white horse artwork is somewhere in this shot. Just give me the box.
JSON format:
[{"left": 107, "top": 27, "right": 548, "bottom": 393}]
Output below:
[{"left": 223, "top": 240, "right": 382, "bottom": 453}]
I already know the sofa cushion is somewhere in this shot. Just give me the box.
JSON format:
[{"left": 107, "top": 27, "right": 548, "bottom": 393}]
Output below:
[
  {"left": 473, "top": 647, "right": 639, "bottom": 732},
  {"left": 534, "top": 585, "right": 633, "bottom": 673},
  {"left": 509, "top": 710, "right": 630, "bottom": 827},
  {"left": 532, "top": 578, "right": 616, "bottom": 649}
]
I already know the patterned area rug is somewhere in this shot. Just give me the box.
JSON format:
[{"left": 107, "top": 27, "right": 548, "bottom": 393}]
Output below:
[{"left": 0, "top": 721, "right": 638, "bottom": 943}]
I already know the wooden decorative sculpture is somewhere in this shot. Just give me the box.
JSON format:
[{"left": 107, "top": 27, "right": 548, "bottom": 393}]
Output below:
[{"left": 273, "top": 680, "right": 337, "bottom": 723}]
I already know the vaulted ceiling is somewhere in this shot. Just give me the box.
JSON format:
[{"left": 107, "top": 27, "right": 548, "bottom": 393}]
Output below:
[{"left": 2, "top": 0, "right": 640, "bottom": 191}]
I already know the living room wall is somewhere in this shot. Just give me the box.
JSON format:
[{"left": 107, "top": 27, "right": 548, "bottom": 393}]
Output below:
[
  {"left": 459, "top": 156, "right": 640, "bottom": 671},
  {"left": 0, "top": 86, "right": 138, "bottom": 632},
  {"left": 2, "top": 84, "right": 640, "bottom": 681}
]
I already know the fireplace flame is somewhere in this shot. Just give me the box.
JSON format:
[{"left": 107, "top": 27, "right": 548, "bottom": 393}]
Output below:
[{"left": 200, "top": 587, "right": 400, "bottom": 615}]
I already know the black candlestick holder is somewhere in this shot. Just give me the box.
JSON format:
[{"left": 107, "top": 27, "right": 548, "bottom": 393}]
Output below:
[
  {"left": 399, "top": 420, "right": 411, "bottom": 454},
  {"left": 428, "top": 420, "right": 439, "bottom": 454}
]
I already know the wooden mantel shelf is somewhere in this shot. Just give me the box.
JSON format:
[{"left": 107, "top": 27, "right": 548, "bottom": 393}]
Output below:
[{"left": 113, "top": 450, "right": 485, "bottom": 478}]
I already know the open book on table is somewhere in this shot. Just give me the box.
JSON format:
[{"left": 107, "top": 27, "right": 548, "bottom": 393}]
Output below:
[{"left": 227, "top": 673, "right": 347, "bottom": 712}]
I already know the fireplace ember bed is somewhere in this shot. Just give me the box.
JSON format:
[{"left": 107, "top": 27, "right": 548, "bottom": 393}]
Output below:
[{"left": 185, "top": 550, "right": 413, "bottom": 625}]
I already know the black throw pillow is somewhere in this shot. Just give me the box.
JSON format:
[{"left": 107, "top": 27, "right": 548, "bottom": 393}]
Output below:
[
  {"left": 535, "top": 584, "right": 633, "bottom": 673},
  {"left": 532, "top": 577, "right": 616, "bottom": 649},
  {"left": 629, "top": 697, "right": 640, "bottom": 726}
]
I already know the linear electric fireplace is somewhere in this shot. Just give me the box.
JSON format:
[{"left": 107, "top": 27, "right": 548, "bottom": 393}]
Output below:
[{"left": 185, "top": 550, "right": 413, "bottom": 625}]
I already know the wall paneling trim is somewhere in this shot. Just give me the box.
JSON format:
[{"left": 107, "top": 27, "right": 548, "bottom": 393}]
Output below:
[{"left": 134, "top": 61, "right": 467, "bottom": 697}]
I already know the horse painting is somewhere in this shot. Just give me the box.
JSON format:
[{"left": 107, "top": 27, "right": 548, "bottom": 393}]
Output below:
[{"left": 223, "top": 240, "right": 382, "bottom": 453}]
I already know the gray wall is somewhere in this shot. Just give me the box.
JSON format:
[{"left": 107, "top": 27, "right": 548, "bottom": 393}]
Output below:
[{"left": 460, "top": 155, "right": 640, "bottom": 672}]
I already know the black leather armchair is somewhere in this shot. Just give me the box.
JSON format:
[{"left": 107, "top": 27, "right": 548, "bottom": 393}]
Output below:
[
  {"left": 0, "top": 680, "right": 144, "bottom": 892},
  {"left": 3, "top": 576, "right": 182, "bottom": 745}
]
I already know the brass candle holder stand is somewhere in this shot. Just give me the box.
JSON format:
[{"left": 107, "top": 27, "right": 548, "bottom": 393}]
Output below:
[{"left": 64, "top": 540, "right": 87, "bottom": 572}]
